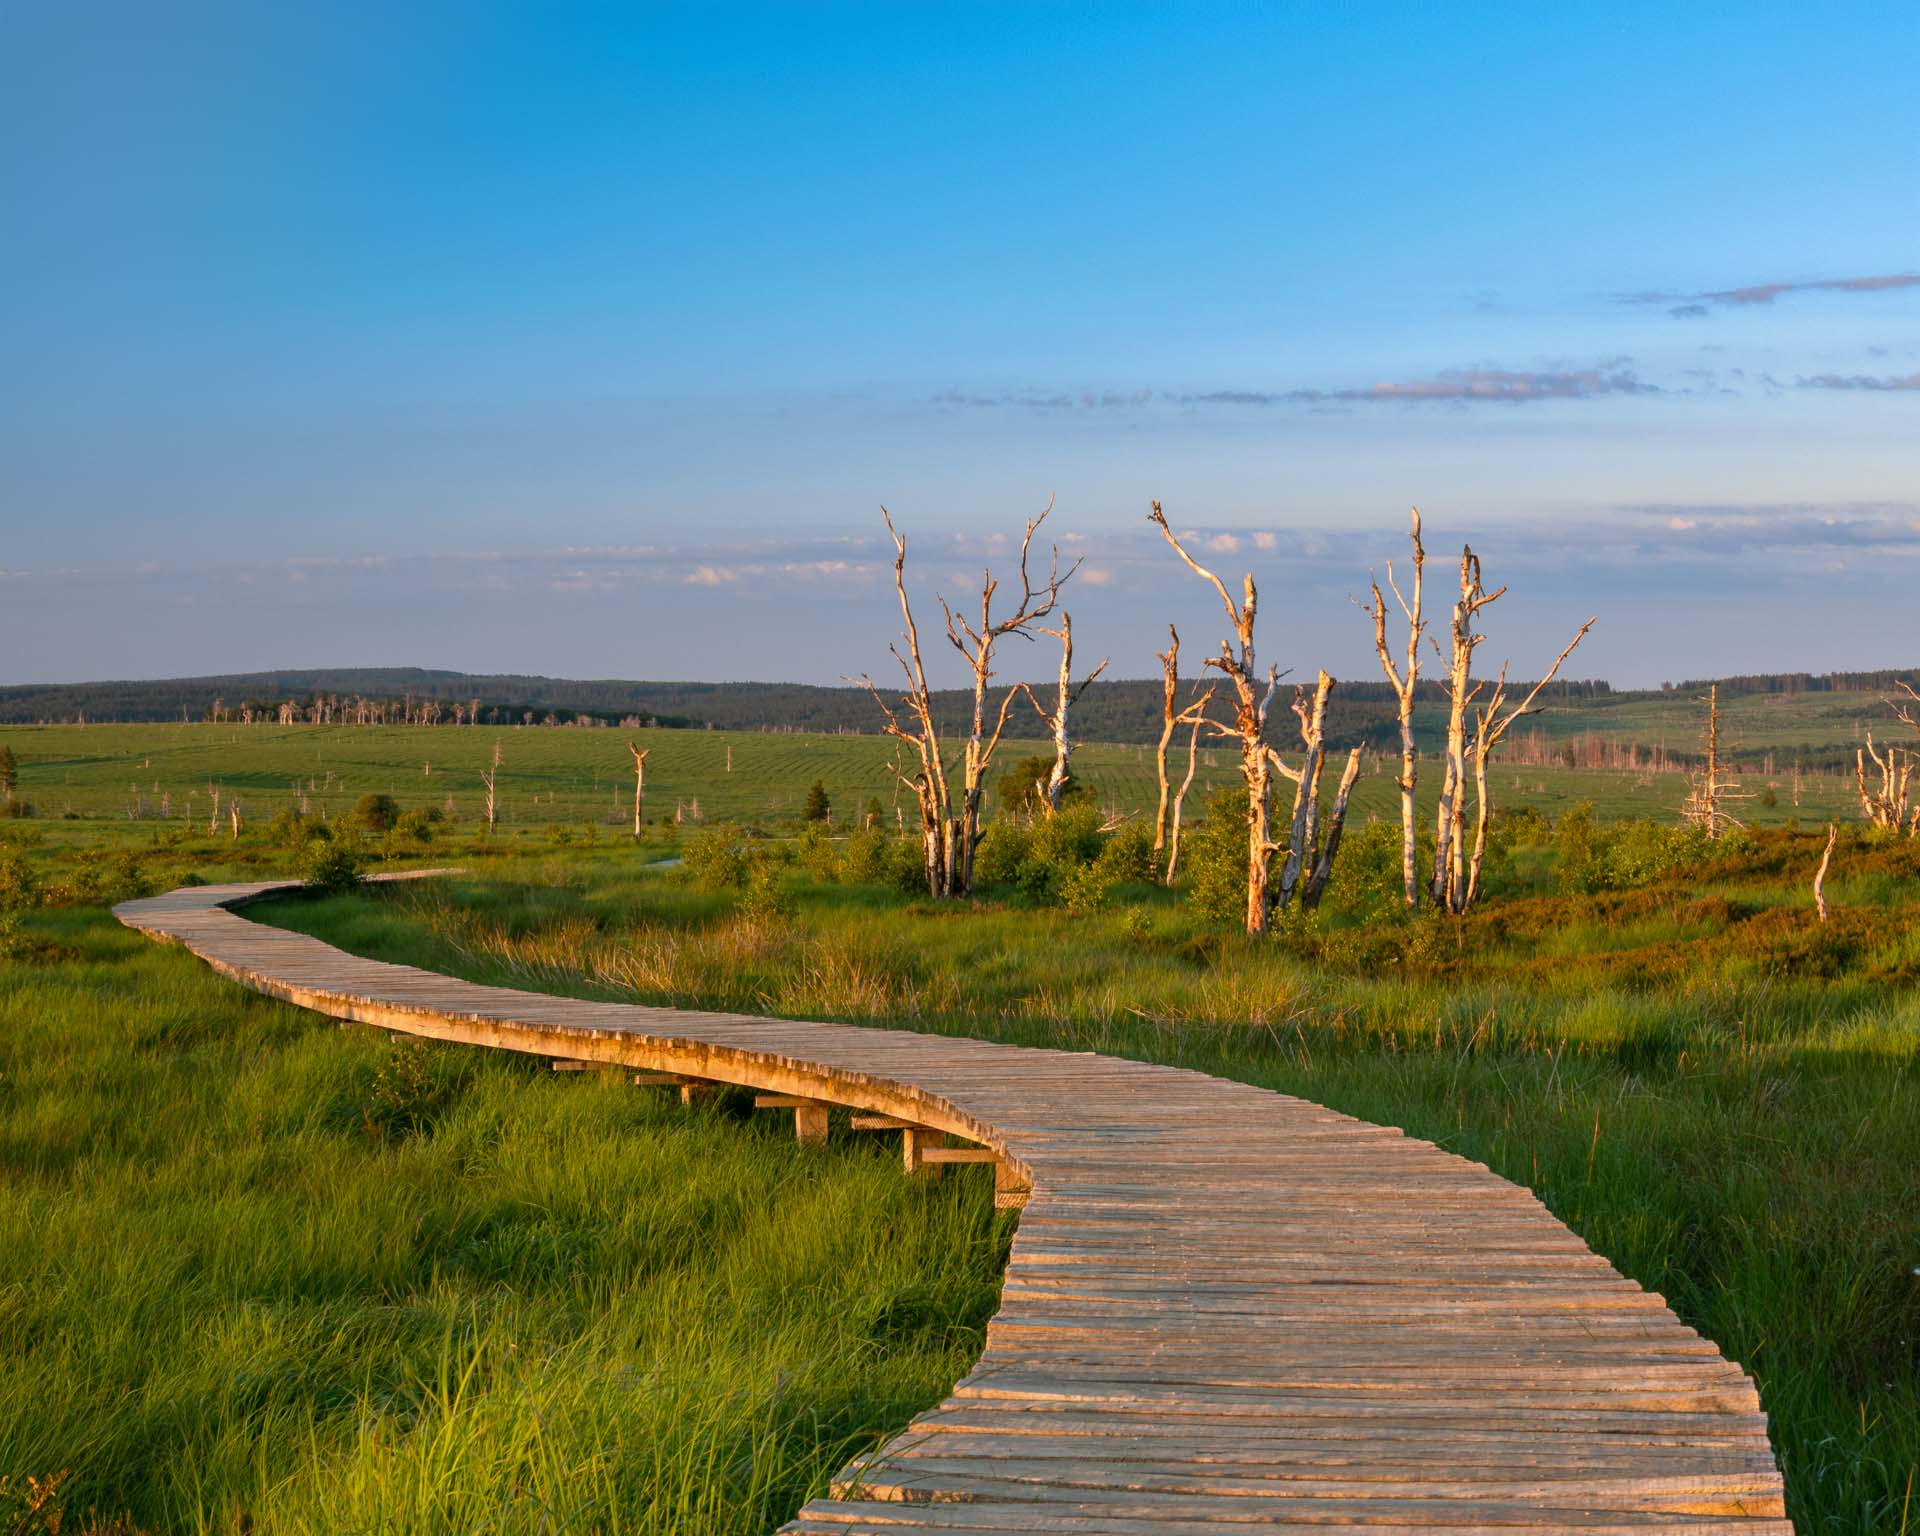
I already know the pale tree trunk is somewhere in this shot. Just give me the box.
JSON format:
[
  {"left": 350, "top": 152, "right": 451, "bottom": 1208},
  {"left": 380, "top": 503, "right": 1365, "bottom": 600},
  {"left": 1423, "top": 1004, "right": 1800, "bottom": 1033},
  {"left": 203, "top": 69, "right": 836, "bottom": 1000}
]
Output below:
[
  {"left": 1364, "top": 508, "right": 1425, "bottom": 906},
  {"left": 1033, "top": 612, "right": 1107, "bottom": 815},
  {"left": 1164, "top": 708, "right": 1210, "bottom": 886},
  {"left": 1149, "top": 503, "right": 1291, "bottom": 936},
  {"left": 627, "top": 743, "right": 649, "bottom": 836},
  {"left": 1153, "top": 627, "right": 1180, "bottom": 850},
  {"left": 1813, "top": 823, "right": 1838, "bottom": 922},
  {"left": 1270, "top": 671, "right": 1364, "bottom": 914},
  {"left": 482, "top": 740, "right": 502, "bottom": 833}
]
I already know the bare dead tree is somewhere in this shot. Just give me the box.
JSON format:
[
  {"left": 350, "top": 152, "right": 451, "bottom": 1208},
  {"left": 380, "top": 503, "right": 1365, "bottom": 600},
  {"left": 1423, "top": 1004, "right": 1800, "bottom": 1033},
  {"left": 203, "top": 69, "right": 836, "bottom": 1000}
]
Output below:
[
  {"left": 1680, "top": 686, "right": 1752, "bottom": 840},
  {"left": 1462, "top": 622, "right": 1595, "bottom": 906},
  {"left": 1272, "top": 672, "right": 1366, "bottom": 912},
  {"left": 1429, "top": 544, "right": 1594, "bottom": 912},
  {"left": 860, "top": 503, "right": 1074, "bottom": 897},
  {"left": 1361, "top": 508, "right": 1426, "bottom": 906},
  {"left": 626, "top": 741, "right": 650, "bottom": 836},
  {"left": 1430, "top": 548, "right": 1501, "bottom": 911},
  {"left": 206, "top": 783, "right": 222, "bottom": 837},
  {"left": 481, "top": 740, "right": 503, "bottom": 834},
  {"left": 229, "top": 797, "right": 243, "bottom": 841},
  {"left": 1857, "top": 681, "right": 1920, "bottom": 836},
  {"left": 1856, "top": 733, "right": 1917, "bottom": 833},
  {"left": 1031, "top": 611, "right": 1107, "bottom": 815},
  {"left": 1152, "top": 627, "right": 1218, "bottom": 856},
  {"left": 1813, "top": 823, "right": 1838, "bottom": 922},
  {"left": 1162, "top": 697, "right": 1215, "bottom": 886},
  {"left": 1148, "top": 503, "right": 1287, "bottom": 933}
]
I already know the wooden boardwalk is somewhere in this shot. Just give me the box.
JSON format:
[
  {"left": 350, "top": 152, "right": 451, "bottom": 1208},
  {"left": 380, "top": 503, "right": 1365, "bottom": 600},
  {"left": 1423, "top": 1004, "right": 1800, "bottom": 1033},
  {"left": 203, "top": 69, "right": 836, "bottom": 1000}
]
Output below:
[{"left": 118, "top": 878, "right": 1790, "bottom": 1533}]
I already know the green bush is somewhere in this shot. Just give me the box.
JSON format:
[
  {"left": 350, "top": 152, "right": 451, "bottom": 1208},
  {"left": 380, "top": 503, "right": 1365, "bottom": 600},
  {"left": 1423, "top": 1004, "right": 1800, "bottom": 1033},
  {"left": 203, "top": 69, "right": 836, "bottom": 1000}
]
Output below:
[
  {"left": 0, "top": 843, "right": 41, "bottom": 912},
  {"left": 1184, "top": 787, "right": 1249, "bottom": 923},
  {"left": 972, "top": 820, "right": 1032, "bottom": 888},
  {"left": 1553, "top": 804, "right": 1712, "bottom": 895},
  {"left": 797, "top": 822, "right": 841, "bottom": 880},
  {"left": 300, "top": 837, "right": 363, "bottom": 893},
  {"left": 268, "top": 807, "right": 331, "bottom": 848},
  {"left": 738, "top": 857, "right": 795, "bottom": 922},
  {"left": 840, "top": 827, "right": 897, "bottom": 885},
  {"left": 1093, "top": 821, "right": 1158, "bottom": 885},
  {"left": 394, "top": 807, "right": 439, "bottom": 844},
  {"left": 1318, "top": 818, "right": 1405, "bottom": 921},
  {"left": 350, "top": 792, "right": 401, "bottom": 834},
  {"left": 683, "top": 823, "right": 752, "bottom": 890}
]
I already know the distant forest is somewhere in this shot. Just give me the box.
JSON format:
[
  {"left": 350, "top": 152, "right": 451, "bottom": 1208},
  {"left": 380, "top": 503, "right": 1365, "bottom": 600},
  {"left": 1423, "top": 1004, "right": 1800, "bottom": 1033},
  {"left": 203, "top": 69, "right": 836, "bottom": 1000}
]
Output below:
[
  {"left": 0, "top": 665, "right": 1611, "bottom": 744},
  {"left": 0, "top": 665, "right": 1914, "bottom": 772}
]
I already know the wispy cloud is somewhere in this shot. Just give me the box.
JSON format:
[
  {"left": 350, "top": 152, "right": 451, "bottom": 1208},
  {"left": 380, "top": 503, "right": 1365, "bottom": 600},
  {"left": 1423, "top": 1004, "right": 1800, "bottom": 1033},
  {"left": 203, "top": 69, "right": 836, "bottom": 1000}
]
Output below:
[
  {"left": 1184, "top": 363, "right": 1653, "bottom": 407},
  {"left": 1630, "top": 272, "right": 1920, "bottom": 319},
  {"left": 1798, "top": 371, "right": 1920, "bottom": 392}
]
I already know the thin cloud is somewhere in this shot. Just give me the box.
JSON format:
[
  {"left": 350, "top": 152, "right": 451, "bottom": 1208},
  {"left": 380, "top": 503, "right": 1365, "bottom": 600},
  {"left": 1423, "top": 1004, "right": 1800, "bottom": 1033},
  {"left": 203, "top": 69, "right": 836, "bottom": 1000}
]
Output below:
[
  {"left": 1628, "top": 272, "right": 1920, "bottom": 318},
  {"left": 1798, "top": 371, "right": 1920, "bottom": 392},
  {"left": 1184, "top": 364, "right": 1653, "bottom": 407}
]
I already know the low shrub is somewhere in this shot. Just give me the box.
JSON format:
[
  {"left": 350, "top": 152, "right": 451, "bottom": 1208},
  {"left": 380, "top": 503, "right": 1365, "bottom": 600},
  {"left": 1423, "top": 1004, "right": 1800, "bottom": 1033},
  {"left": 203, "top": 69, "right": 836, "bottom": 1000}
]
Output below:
[
  {"left": 350, "top": 792, "right": 400, "bottom": 834},
  {"left": 300, "top": 837, "right": 363, "bottom": 893}
]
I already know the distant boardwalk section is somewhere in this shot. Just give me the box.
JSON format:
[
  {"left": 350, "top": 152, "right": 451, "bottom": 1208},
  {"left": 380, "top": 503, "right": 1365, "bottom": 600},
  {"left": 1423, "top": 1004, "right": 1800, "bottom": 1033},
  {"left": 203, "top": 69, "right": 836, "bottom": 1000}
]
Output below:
[{"left": 119, "top": 878, "right": 1790, "bottom": 1533}]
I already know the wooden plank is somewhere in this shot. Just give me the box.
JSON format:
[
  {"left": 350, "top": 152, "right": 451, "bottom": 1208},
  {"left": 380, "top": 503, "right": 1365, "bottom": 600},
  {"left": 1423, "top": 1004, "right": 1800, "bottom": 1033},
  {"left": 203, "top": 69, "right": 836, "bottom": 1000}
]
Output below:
[{"left": 113, "top": 875, "right": 1792, "bottom": 1536}]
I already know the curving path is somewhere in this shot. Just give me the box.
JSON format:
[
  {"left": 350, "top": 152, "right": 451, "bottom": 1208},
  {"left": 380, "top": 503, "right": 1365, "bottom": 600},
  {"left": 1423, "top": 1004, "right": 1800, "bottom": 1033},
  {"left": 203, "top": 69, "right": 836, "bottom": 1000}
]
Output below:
[{"left": 118, "top": 878, "right": 1790, "bottom": 1533}]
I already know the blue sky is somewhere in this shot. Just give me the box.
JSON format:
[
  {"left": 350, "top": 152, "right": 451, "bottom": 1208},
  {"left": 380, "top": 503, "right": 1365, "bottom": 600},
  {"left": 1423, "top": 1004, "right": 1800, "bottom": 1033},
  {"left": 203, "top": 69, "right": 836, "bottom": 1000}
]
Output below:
[{"left": 2, "top": 3, "right": 1916, "bottom": 688}]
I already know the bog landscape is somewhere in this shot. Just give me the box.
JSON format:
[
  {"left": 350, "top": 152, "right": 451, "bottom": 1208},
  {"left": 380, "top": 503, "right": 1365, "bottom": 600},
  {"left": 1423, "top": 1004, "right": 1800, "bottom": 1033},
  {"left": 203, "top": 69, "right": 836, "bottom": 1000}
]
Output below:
[{"left": 4, "top": 8, "right": 1916, "bottom": 1536}]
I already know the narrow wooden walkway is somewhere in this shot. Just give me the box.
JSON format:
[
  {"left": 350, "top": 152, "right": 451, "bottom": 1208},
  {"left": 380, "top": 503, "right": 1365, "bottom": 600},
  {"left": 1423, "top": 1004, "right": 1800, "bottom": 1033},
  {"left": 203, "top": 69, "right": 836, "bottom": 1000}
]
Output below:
[{"left": 118, "top": 878, "right": 1790, "bottom": 1533}]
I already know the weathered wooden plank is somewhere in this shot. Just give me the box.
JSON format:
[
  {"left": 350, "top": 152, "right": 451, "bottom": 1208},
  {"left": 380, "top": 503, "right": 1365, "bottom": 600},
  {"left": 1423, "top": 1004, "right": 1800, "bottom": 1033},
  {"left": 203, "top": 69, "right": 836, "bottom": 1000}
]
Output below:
[{"left": 115, "top": 876, "right": 1790, "bottom": 1535}]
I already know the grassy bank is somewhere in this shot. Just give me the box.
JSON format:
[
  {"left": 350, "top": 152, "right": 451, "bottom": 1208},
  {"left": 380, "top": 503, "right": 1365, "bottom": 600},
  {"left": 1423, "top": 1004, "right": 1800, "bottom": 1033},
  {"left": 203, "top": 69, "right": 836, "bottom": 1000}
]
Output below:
[
  {"left": 250, "top": 833, "right": 1920, "bottom": 1536},
  {"left": 0, "top": 901, "right": 1010, "bottom": 1535}
]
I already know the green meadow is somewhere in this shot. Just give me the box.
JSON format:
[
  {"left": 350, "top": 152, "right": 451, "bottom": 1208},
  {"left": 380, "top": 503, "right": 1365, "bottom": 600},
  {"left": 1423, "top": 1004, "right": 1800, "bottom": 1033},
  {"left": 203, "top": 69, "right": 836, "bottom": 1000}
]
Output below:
[
  {"left": 0, "top": 720, "right": 1915, "bottom": 1534},
  {"left": 0, "top": 719, "right": 1870, "bottom": 829}
]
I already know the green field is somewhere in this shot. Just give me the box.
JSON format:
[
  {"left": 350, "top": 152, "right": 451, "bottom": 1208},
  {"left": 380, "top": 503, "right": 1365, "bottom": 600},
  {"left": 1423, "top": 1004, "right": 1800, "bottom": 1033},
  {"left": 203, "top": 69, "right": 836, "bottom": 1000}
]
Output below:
[
  {"left": 0, "top": 720, "right": 1870, "bottom": 832},
  {"left": 2, "top": 720, "right": 1915, "bottom": 1534}
]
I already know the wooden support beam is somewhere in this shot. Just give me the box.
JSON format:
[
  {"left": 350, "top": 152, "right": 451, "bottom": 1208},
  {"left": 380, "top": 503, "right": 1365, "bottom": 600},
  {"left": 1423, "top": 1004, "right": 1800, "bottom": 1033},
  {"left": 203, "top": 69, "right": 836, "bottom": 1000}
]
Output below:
[
  {"left": 551, "top": 1058, "right": 615, "bottom": 1071},
  {"left": 754, "top": 1094, "right": 831, "bottom": 1145},
  {"left": 679, "top": 1082, "right": 715, "bottom": 1105},
  {"left": 902, "top": 1125, "right": 945, "bottom": 1179},
  {"left": 630, "top": 1071, "right": 690, "bottom": 1086},
  {"left": 919, "top": 1146, "right": 997, "bottom": 1165},
  {"left": 995, "top": 1158, "right": 1032, "bottom": 1211},
  {"left": 850, "top": 1113, "right": 917, "bottom": 1131}
]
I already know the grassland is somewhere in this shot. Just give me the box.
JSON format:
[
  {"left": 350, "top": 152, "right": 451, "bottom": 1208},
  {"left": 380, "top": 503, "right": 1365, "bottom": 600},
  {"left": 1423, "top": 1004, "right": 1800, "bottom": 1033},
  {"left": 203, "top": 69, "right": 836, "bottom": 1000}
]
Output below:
[
  {"left": 0, "top": 719, "right": 1870, "bottom": 831},
  {"left": 0, "top": 894, "right": 1010, "bottom": 1534},
  {"left": 247, "top": 829, "right": 1920, "bottom": 1536},
  {"left": 2, "top": 721, "right": 1915, "bottom": 1534}
]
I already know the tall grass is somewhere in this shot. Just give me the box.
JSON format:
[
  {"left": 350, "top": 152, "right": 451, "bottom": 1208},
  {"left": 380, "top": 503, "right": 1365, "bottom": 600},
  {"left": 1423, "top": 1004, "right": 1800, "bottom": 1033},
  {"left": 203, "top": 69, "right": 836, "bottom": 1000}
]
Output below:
[
  {"left": 0, "top": 906, "right": 1009, "bottom": 1534},
  {"left": 258, "top": 839, "right": 1920, "bottom": 1536}
]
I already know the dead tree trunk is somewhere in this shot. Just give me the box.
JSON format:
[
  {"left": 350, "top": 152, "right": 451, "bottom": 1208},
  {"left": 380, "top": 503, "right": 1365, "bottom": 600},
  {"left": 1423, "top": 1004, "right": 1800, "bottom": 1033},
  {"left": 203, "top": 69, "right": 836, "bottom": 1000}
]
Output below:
[
  {"left": 1163, "top": 692, "right": 1216, "bottom": 887},
  {"left": 1431, "top": 548, "right": 1499, "bottom": 912},
  {"left": 627, "top": 742, "right": 650, "bottom": 836},
  {"left": 1270, "top": 672, "right": 1365, "bottom": 913},
  {"left": 1153, "top": 627, "right": 1182, "bottom": 851},
  {"left": 1681, "top": 686, "right": 1751, "bottom": 839},
  {"left": 1813, "top": 824, "right": 1838, "bottom": 922},
  {"left": 481, "top": 741, "right": 502, "bottom": 833},
  {"left": 1363, "top": 508, "right": 1425, "bottom": 907},
  {"left": 1150, "top": 503, "right": 1291, "bottom": 935},
  {"left": 862, "top": 503, "right": 1074, "bottom": 897},
  {"left": 1431, "top": 545, "right": 1594, "bottom": 912},
  {"left": 1032, "top": 612, "right": 1107, "bottom": 815}
]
